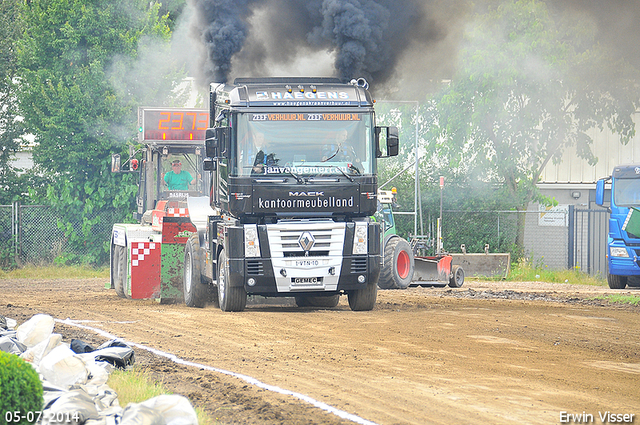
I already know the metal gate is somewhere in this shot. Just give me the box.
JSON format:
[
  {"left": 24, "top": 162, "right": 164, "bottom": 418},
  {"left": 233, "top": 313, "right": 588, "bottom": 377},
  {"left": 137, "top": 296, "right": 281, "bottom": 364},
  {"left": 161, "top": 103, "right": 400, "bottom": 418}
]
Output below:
[{"left": 568, "top": 206, "right": 608, "bottom": 276}]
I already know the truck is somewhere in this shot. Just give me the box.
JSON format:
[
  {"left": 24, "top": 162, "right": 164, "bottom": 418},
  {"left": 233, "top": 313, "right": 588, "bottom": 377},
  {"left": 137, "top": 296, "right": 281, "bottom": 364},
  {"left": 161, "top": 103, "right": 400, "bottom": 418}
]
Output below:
[
  {"left": 109, "top": 107, "right": 209, "bottom": 300},
  {"left": 375, "top": 189, "right": 464, "bottom": 289},
  {"left": 595, "top": 163, "right": 640, "bottom": 289},
  {"left": 182, "top": 77, "right": 399, "bottom": 311}
]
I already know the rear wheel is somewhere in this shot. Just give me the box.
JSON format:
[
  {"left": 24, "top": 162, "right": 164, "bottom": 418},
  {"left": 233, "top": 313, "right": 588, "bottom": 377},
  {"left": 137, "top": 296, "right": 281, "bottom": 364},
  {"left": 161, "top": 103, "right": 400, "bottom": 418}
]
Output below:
[
  {"left": 295, "top": 294, "right": 340, "bottom": 308},
  {"left": 217, "top": 250, "right": 247, "bottom": 312},
  {"left": 184, "top": 235, "right": 208, "bottom": 308},
  {"left": 608, "top": 273, "right": 627, "bottom": 289},
  {"left": 113, "top": 245, "right": 128, "bottom": 298},
  {"left": 348, "top": 281, "right": 377, "bottom": 311},
  {"left": 378, "top": 237, "right": 414, "bottom": 289},
  {"left": 448, "top": 265, "right": 465, "bottom": 288}
]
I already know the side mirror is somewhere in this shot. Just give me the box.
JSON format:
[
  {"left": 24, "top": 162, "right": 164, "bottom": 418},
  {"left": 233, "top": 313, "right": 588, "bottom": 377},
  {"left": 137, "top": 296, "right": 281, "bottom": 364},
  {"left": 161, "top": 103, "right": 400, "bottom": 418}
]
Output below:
[
  {"left": 387, "top": 126, "right": 399, "bottom": 157},
  {"left": 205, "top": 128, "right": 217, "bottom": 158},
  {"left": 216, "top": 127, "right": 231, "bottom": 158},
  {"left": 111, "top": 154, "right": 121, "bottom": 172},
  {"left": 375, "top": 126, "right": 400, "bottom": 158},
  {"left": 595, "top": 179, "right": 605, "bottom": 206}
]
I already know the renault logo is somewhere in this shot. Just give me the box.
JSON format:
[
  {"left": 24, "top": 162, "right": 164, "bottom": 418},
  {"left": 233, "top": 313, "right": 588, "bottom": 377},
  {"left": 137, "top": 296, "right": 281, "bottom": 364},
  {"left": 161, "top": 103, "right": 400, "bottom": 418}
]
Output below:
[{"left": 298, "top": 231, "right": 315, "bottom": 252}]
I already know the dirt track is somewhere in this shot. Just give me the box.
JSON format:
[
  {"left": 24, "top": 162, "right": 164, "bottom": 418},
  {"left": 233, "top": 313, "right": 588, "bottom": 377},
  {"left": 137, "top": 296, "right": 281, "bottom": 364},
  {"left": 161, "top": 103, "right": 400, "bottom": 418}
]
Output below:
[{"left": 2, "top": 278, "right": 640, "bottom": 425}]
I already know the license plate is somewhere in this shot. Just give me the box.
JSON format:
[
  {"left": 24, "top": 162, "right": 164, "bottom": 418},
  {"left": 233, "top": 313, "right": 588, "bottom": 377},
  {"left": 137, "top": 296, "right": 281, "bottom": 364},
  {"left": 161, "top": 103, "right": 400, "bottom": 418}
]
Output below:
[
  {"left": 295, "top": 259, "right": 319, "bottom": 267},
  {"left": 292, "top": 277, "right": 322, "bottom": 284}
]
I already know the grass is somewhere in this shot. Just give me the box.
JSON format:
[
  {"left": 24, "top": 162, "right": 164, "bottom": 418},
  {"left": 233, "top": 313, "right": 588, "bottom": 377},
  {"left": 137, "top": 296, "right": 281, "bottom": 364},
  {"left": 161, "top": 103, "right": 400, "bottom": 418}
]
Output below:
[
  {"left": 0, "top": 265, "right": 109, "bottom": 279},
  {"left": 592, "top": 294, "right": 640, "bottom": 306},
  {"left": 107, "top": 367, "right": 214, "bottom": 425},
  {"left": 499, "top": 258, "right": 607, "bottom": 286}
]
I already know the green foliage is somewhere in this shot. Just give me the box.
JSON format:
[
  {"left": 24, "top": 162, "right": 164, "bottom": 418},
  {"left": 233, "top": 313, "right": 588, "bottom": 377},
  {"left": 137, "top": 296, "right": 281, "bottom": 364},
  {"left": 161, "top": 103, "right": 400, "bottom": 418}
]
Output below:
[
  {"left": 506, "top": 257, "right": 605, "bottom": 286},
  {"left": 0, "top": 0, "right": 27, "bottom": 205},
  {"left": 0, "top": 352, "right": 44, "bottom": 424},
  {"left": 427, "top": 0, "right": 640, "bottom": 206},
  {"left": 593, "top": 294, "right": 640, "bottom": 306},
  {"left": 16, "top": 0, "right": 184, "bottom": 265}
]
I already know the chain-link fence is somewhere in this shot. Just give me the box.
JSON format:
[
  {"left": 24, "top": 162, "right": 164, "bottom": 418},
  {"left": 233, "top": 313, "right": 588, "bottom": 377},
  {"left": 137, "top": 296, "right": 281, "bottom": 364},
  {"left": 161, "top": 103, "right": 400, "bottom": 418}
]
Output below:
[
  {"left": 1, "top": 204, "right": 119, "bottom": 267},
  {"left": 394, "top": 207, "right": 607, "bottom": 276},
  {"left": 2, "top": 203, "right": 608, "bottom": 275}
]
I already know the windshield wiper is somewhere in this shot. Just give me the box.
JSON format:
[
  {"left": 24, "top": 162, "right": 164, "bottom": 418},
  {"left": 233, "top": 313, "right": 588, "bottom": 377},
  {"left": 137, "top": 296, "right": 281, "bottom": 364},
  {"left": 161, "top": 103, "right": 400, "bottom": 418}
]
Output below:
[
  {"left": 283, "top": 169, "right": 305, "bottom": 184},
  {"left": 328, "top": 165, "right": 354, "bottom": 182}
]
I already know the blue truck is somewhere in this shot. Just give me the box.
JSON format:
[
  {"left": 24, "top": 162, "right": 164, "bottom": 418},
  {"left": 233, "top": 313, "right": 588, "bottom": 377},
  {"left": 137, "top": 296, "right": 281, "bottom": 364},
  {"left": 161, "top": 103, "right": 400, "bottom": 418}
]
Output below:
[{"left": 595, "top": 164, "right": 640, "bottom": 289}]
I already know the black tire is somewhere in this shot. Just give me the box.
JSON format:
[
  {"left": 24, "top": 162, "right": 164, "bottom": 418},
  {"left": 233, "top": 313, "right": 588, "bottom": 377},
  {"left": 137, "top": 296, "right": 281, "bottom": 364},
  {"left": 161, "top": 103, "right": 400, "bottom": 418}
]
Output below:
[
  {"left": 184, "top": 235, "right": 208, "bottom": 308},
  {"left": 448, "top": 265, "right": 465, "bottom": 288},
  {"left": 378, "top": 237, "right": 414, "bottom": 289},
  {"left": 348, "top": 282, "right": 377, "bottom": 311},
  {"left": 608, "top": 273, "right": 627, "bottom": 289},
  {"left": 217, "top": 250, "right": 247, "bottom": 312},
  {"left": 295, "top": 294, "right": 340, "bottom": 308},
  {"left": 113, "top": 245, "right": 128, "bottom": 298}
]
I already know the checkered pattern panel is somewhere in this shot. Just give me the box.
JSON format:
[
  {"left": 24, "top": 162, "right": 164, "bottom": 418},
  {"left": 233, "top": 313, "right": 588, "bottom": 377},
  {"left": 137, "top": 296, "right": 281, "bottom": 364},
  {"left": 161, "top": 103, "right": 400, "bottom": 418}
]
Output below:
[
  {"left": 167, "top": 208, "right": 189, "bottom": 217},
  {"left": 131, "top": 242, "right": 158, "bottom": 266}
]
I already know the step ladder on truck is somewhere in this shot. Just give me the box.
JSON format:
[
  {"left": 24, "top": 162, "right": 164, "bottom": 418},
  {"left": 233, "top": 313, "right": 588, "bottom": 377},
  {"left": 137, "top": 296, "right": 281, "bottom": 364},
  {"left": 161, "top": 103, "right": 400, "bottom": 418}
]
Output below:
[{"left": 375, "top": 188, "right": 464, "bottom": 289}]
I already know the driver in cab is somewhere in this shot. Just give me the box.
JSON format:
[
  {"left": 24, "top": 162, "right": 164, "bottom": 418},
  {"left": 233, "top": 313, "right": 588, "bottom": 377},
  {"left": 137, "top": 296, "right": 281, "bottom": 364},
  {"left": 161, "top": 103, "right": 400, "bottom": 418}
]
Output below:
[{"left": 164, "top": 159, "right": 195, "bottom": 190}]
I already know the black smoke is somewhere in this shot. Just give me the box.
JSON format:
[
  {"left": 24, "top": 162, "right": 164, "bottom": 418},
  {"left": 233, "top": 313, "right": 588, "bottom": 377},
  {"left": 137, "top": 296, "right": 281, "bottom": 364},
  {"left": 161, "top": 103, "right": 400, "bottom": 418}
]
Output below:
[{"left": 188, "top": 0, "right": 428, "bottom": 86}]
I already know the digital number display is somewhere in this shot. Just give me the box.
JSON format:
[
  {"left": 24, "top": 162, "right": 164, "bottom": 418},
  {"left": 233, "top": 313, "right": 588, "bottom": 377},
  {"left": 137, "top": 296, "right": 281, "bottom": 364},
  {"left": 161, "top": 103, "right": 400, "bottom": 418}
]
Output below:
[{"left": 140, "top": 109, "right": 209, "bottom": 142}]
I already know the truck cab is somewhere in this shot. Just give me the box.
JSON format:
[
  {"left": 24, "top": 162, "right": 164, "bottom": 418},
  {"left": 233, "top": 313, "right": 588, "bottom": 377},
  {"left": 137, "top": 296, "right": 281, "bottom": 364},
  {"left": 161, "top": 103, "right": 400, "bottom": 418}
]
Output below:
[
  {"left": 183, "top": 77, "right": 399, "bottom": 311},
  {"left": 595, "top": 164, "right": 640, "bottom": 288}
]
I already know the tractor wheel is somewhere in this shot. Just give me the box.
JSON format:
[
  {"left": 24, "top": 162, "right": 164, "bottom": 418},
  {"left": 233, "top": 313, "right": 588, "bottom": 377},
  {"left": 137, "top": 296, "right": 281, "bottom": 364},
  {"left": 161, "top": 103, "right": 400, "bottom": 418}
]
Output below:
[
  {"left": 217, "top": 250, "right": 247, "bottom": 312},
  {"left": 607, "top": 273, "right": 627, "bottom": 289},
  {"left": 448, "top": 265, "right": 465, "bottom": 288},
  {"left": 295, "top": 294, "right": 340, "bottom": 308},
  {"left": 113, "top": 245, "right": 128, "bottom": 298},
  {"left": 378, "top": 237, "right": 414, "bottom": 289},
  {"left": 348, "top": 281, "right": 377, "bottom": 311},
  {"left": 183, "top": 235, "right": 208, "bottom": 308}
]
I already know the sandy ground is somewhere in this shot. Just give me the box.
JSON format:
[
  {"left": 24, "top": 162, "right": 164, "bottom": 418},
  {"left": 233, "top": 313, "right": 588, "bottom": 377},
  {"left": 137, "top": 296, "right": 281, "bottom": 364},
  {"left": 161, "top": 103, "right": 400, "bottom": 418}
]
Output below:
[{"left": 2, "top": 278, "right": 640, "bottom": 425}]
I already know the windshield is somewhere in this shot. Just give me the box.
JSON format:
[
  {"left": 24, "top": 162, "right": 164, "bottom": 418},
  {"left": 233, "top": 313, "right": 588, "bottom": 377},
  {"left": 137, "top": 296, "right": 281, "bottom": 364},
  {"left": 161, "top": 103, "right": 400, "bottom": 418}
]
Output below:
[
  {"left": 159, "top": 152, "right": 203, "bottom": 193},
  {"left": 233, "top": 111, "right": 374, "bottom": 177},
  {"left": 614, "top": 178, "right": 640, "bottom": 207}
]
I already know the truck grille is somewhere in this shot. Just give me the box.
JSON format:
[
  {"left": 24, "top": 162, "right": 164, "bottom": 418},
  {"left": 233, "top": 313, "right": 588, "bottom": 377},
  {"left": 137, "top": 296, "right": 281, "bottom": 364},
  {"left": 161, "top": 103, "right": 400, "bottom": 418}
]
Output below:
[{"left": 266, "top": 222, "right": 346, "bottom": 258}]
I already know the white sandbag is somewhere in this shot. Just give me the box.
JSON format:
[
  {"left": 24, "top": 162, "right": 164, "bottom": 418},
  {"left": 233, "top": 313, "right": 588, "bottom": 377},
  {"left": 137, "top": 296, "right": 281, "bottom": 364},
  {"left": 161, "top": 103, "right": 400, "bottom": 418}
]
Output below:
[
  {"left": 41, "top": 389, "right": 99, "bottom": 425},
  {"left": 120, "top": 404, "right": 164, "bottom": 425},
  {"left": 39, "top": 345, "right": 89, "bottom": 388},
  {"left": 0, "top": 335, "right": 27, "bottom": 355},
  {"left": 137, "top": 395, "right": 198, "bottom": 425},
  {"left": 16, "top": 313, "right": 55, "bottom": 348},
  {"left": 21, "top": 333, "right": 62, "bottom": 365}
]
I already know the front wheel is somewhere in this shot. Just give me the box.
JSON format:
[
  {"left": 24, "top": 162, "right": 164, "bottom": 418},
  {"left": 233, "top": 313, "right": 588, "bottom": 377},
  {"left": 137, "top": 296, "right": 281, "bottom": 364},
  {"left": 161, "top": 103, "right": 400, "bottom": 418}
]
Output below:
[
  {"left": 607, "top": 273, "right": 627, "bottom": 289},
  {"left": 448, "top": 265, "right": 465, "bottom": 288},
  {"left": 378, "top": 237, "right": 414, "bottom": 289},
  {"left": 184, "top": 235, "right": 208, "bottom": 308},
  {"left": 217, "top": 250, "right": 247, "bottom": 312},
  {"left": 348, "top": 282, "right": 377, "bottom": 311}
]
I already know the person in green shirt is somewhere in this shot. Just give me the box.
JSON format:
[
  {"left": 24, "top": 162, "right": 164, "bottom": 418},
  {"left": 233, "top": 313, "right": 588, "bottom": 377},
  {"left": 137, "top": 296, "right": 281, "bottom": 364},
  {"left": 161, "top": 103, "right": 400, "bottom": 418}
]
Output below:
[{"left": 164, "top": 159, "right": 194, "bottom": 190}]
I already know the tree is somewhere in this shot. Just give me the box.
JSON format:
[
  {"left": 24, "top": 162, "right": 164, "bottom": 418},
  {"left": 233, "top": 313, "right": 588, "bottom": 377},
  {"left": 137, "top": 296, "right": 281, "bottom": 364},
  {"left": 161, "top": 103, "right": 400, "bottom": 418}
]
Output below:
[
  {"left": 0, "top": 0, "right": 25, "bottom": 205},
  {"left": 17, "top": 0, "right": 183, "bottom": 264},
  {"left": 427, "top": 0, "right": 640, "bottom": 252}
]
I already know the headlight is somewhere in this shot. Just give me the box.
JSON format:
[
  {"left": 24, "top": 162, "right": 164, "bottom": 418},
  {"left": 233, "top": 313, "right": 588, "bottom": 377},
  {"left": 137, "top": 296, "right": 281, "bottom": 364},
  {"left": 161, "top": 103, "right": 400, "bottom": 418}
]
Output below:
[
  {"left": 353, "top": 223, "right": 368, "bottom": 255},
  {"left": 610, "top": 247, "right": 629, "bottom": 258},
  {"left": 244, "top": 225, "right": 260, "bottom": 258}
]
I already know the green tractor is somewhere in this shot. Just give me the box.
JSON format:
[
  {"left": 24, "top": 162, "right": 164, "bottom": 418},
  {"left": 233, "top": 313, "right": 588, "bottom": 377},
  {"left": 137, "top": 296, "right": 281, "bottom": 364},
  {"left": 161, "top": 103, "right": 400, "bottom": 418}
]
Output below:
[{"left": 375, "top": 189, "right": 464, "bottom": 289}]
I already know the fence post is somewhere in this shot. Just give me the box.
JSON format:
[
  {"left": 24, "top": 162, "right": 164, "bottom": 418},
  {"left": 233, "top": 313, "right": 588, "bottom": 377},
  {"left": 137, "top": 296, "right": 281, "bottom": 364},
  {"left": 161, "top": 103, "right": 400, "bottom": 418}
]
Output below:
[
  {"left": 567, "top": 205, "right": 575, "bottom": 270},
  {"left": 12, "top": 201, "right": 20, "bottom": 265}
]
